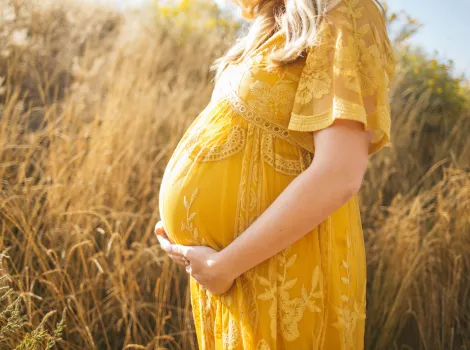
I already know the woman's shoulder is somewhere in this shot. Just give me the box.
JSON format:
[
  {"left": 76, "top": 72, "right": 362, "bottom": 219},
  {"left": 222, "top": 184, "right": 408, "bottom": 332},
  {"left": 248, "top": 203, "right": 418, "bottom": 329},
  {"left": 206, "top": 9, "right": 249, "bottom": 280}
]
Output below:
[
  {"left": 311, "top": 0, "right": 395, "bottom": 78},
  {"left": 288, "top": 0, "right": 396, "bottom": 155},
  {"left": 322, "top": 0, "right": 388, "bottom": 29}
]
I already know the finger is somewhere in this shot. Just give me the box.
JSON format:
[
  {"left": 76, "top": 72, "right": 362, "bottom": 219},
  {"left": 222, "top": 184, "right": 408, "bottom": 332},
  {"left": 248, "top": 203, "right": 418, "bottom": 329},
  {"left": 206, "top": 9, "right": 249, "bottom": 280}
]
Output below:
[
  {"left": 171, "top": 244, "right": 192, "bottom": 258},
  {"left": 156, "top": 233, "right": 171, "bottom": 246},
  {"left": 154, "top": 221, "right": 167, "bottom": 236},
  {"left": 185, "top": 265, "right": 192, "bottom": 274},
  {"left": 157, "top": 235, "right": 173, "bottom": 252},
  {"left": 169, "top": 255, "right": 186, "bottom": 266},
  {"left": 169, "top": 253, "right": 187, "bottom": 264}
]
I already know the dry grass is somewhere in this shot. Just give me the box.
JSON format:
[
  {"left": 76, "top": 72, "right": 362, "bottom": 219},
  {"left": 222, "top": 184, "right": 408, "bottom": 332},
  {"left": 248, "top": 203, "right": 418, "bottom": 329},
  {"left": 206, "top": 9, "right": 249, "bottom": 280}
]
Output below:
[
  {"left": 0, "top": 0, "right": 469, "bottom": 349},
  {"left": 364, "top": 167, "right": 470, "bottom": 349}
]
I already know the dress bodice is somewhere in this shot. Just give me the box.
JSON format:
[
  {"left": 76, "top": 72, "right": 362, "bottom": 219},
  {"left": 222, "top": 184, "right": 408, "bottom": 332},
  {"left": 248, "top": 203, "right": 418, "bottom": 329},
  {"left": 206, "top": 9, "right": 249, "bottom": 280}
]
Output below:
[
  {"left": 208, "top": 32, "right": 316, "bottom": 154},
  {"left": 207, "top": 0, "right": 396, "bottom": 156},
  {"left": 211, "top": 33, "right": 304, "bottom": 127}
]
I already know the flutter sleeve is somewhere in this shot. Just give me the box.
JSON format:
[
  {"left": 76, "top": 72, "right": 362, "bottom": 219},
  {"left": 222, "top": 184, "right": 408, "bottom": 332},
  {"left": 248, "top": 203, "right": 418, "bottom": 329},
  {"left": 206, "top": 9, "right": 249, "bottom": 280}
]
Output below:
[{"left": 288, "top": 0, "right": 396, "bottom": 156}]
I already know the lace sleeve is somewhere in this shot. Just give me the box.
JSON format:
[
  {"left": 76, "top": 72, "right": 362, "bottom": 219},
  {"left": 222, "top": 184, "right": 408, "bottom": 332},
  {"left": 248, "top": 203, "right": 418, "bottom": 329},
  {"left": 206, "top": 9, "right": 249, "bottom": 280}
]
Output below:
[{"left": 288, "top": 0, "right": 396, "bottom": 155}]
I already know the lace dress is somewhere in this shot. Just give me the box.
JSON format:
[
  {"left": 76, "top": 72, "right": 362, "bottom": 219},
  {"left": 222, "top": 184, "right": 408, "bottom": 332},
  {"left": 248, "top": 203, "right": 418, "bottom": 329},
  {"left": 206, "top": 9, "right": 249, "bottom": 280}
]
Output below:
[{"left": 158, "top": 0, "right": 396, "bottom": 348}]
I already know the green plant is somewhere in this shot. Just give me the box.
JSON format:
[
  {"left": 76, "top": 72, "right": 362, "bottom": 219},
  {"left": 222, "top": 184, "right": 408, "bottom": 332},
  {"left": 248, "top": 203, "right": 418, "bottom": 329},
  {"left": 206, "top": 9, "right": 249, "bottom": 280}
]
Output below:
[{"left": 0, "top": 275, "right": 67, "bottom": 349}]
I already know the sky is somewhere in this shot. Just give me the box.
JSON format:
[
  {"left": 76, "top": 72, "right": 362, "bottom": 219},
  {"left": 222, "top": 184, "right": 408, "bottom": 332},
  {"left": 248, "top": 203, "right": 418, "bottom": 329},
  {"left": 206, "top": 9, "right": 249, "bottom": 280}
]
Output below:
[
  {"left": 385, "top": 0, "right": 470, "bottom": 78},
  {"left": 110, "top": 0, "right": 470, "bottom": 77}
]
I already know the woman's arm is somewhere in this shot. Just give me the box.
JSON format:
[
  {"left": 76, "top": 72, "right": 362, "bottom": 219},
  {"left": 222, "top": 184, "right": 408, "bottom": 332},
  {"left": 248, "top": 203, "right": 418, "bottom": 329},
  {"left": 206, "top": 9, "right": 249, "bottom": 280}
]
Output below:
[
  {"left": 215, "top": 119, "right": 371, "bottom": 280},
  {"left": 160, "top": 118, "right": 371, "bottom": 294}
]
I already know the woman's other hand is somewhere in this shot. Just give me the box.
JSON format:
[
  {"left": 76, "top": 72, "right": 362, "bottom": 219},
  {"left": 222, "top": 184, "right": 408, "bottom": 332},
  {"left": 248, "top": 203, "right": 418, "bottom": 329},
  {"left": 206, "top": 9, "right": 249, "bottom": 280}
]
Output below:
[{"left": 154, "top": 221, "right": 187, "bottom": 267}]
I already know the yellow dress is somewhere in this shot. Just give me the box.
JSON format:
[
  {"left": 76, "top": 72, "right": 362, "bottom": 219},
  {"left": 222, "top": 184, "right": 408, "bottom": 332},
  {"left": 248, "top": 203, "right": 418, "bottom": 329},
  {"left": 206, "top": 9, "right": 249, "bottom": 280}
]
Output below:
[{"left": 158, "top": 0, "right": 396, "bottom": 348}]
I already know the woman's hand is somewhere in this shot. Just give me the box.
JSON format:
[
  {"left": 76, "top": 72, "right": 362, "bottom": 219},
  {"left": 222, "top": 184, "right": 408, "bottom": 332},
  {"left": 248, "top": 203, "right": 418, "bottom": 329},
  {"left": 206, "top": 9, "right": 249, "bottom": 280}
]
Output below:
[
  {"left": 154, "top": 221, "right": 235, "bottom": 295},
  {"left": 172, "top": 243, "right": 235, "bottom": 295},
  {"left": 154, "top": 221, "right": 187, "bottom": 267}
]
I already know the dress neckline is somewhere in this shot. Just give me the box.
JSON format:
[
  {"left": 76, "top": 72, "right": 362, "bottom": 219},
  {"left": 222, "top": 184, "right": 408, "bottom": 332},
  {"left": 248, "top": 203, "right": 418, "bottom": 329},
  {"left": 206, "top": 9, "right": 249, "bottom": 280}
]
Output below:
[{"left": 218, "top": 30, "right": 286, "bottom": 77}]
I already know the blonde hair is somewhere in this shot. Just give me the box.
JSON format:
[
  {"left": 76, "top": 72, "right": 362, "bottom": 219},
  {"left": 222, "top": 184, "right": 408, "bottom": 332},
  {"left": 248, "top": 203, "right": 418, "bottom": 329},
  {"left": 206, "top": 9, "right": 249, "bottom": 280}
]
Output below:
[{"left": 211, "top": 0, "right": 385, "bottom": 81}]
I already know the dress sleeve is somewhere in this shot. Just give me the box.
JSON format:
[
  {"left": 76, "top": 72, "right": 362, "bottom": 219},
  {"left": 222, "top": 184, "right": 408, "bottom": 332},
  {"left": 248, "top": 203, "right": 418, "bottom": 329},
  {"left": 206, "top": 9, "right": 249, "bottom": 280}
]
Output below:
[{"left": 288, "top": 0, "right": 397, "bottom": 156}]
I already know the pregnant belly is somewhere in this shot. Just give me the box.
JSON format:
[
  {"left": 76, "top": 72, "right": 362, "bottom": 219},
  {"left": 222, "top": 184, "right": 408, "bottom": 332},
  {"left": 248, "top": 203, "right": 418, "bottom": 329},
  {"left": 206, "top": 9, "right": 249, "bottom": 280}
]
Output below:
[{"left": 158, "top": 149, "right": 244, "bottom": 250}]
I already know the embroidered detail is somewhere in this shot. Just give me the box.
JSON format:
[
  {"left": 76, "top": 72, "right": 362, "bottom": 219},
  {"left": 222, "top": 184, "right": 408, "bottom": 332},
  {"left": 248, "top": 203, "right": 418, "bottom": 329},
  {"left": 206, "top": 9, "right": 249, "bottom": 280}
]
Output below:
[
  {"left": 181, "top": 121, "right": 205, "bottom": 156},
  {"left": 212, "top": 53, "right": 261, "bottom": 103},
  {"left": 233, "top": 123, "right": 264, "bottom": 336},
  {"left": 203, "top": 293, "right": 217, "bottom": 349},
  {"left": 289, "top": 96, "right": 369, "bottom": 131},
  {"left": 288, "top": 0, "right": 396, "bottom": 156},
  {"left": 295, "top": 0, "right": 394, "bottom": 106},
  {"left": 222, "top": 316, "right": 241, "bottom": 349},
  {"left": 332, "top": 232, "right": 367, "bottom": 348},
  {"left": 181, "top": 188, "right": 206, "bottom": 245},
  {"left": 256, "top": 339, "right": 271, "bottom": 350},
  {"left": 214, "top": 74, "right": 316, "bottom": 154},
  {"left": 184, "top": 124, "right": 246, "bottom": 162},
  {"left": 222, "top": 84, "right": 299, "bottom": 147},
  {"left": 300, "top": 148, "right": 314, "bottom": 170},
  {"left": 256, "top": 247, "right": 323, "bottom": 342},
  {"left": 261, "top": 132, "right": 309, "bottom": 176},
  {"left": 248, "top": 80, "right": 295, "bottom": 124},
  {"left": 295, "top": 25, "right": 335, "bottom": 104},
  {"left": 200, "top": 125, "right": 246, "bottom": 162},
  {"left": 233, "top": 123, "right": 263, "bottom": 239},
  {"left": 334, "top": 5, "right": 382, "bottom": 96}
]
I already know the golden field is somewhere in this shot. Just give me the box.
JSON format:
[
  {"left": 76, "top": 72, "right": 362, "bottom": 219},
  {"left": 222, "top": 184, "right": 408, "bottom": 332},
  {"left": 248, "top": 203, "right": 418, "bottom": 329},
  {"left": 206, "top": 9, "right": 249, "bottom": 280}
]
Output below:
[{"left": 0, "top": 0, "right": 469, "bottom": 349}]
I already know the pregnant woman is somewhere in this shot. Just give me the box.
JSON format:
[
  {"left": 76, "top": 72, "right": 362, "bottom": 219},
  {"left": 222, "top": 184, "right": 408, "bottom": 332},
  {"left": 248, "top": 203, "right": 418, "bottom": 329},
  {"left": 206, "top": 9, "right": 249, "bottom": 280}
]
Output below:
[{"left": 155, "top": 0, "right": 396, "bottom": 348}]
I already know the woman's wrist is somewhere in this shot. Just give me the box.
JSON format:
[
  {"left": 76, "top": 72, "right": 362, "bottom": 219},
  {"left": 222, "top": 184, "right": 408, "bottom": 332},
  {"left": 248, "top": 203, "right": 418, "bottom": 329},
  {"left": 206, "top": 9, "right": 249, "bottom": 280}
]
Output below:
[{"left": 213, "top": 250, "right": 242, "bottom": 281}]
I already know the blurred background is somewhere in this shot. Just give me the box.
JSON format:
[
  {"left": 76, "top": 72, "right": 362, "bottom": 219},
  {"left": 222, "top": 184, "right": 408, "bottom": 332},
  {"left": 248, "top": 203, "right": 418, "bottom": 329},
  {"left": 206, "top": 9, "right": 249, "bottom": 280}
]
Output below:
[{"left": 0, "top": 0, "right": 469, "bottom": 349}]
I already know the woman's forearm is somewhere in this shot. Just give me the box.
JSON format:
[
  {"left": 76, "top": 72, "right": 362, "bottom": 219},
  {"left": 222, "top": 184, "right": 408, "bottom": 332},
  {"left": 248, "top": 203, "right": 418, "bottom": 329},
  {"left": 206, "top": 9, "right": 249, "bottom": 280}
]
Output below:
[{"left": 216, "top": 161, "right": 358, "bottom": 280}]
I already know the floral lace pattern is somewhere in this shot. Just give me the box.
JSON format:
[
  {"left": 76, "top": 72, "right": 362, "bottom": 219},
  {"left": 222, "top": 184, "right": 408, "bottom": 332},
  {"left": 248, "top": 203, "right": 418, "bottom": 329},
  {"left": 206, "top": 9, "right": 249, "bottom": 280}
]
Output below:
[
  {"left": 255, "top": 248, "right": 324, "bottom": 341},
  {"left": 248, "top": 80, "right": 295, "bottom": 124},
  {"left": 184, "top": 124, "right": 247, "bottom": 162},
  {"left": 289, "top": 0, "right": 396, "bottom": 156},
  {"left": 261, "top": 132, "right": 313, "bottom": 176}
]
